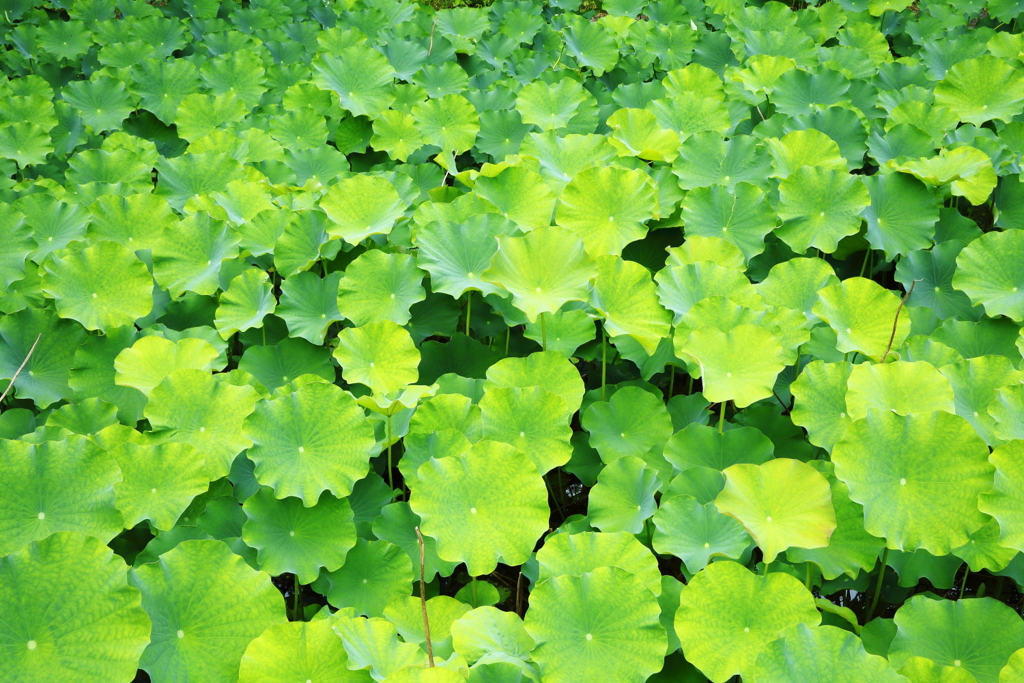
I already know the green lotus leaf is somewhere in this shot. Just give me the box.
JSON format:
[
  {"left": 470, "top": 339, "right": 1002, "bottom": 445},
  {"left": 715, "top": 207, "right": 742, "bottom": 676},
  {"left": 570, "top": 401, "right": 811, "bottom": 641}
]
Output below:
[
  {"left": 672, "top": 132, "right": 773, "bottom": 191},
  {"left": 524, "top": 567, "right": 666, "bottom": 683},
  {"left": 324, "top": 539, "right": 414, "bottom": 617},
  {"left": 813, "top": 278, "right": 911, "bottom": 361},
  {"left": 715, "top": 458, "right": 836, "bottom": 564},
  {"left": 174, "top": 93, "right": 248, "bottom": 142},
  {"left": 656, "top": 262, "right": 762, "bottom": 324},
  {"left": 414, "top": 216, "right": 516, "bottom": 299},
  {"left": 515, "top": 79, "right": 590, "bottom": 132},
  {"left": 63, "top": 76, "right": 134, "bottom": 133},
  {"left": 41, "top": 240, "right": 153, "bottom": 331},
  {"left": 535, "top": 530, "right": 662, "bottom": 597},
  {"left": 675, "top": 560, "right": 820, "bottom": 683},
  {"left": 582, "top": 386, "right": 673, "bottom": 462},
  {"left": 86, "top": 193, "right": 175, "bottom": 252},
  {"left": 267, "top": 109, "right": 329, "bottom": 153},
  {"left": 312, "top": 47, "right": 397, "bottom": 119},
  {"left": 0, "top": 123, "right": 52, "bottom": 167},
  {"left": 483, "top": 351, "right": 584, "bottom": 417},
  {"left": 951, "top": 518, "right": 1016, "bottom": 573},
  {"left": 952, "top": 230, "right": 1024, "bottom": 322},
  {"left": 110, "top": 440, "right": 208, "bottom": 531},
  {"left": 372, "top": 502, "right": 459, "bottom": 582},
  {"left": 766, "top": 129, "right": 847, "bottom": 179},
  {"left": 331, "top": 614, "right": 427, "bottom": 681},
  {"left": 832, "top": 410, "right": 993, "bottom": 554},
  {"left": 861, "top": 172, "right": 940, "bottom": 260},
  {"left": 473, "top": 166, "right": 557, "bottom": 233},
  {"left": 214, "top": 269, "right": 276, "bottom": 340},
  {"left": 0, "top": 306, "right": 87, "bottom": 408},
  {"left": 145, "top": 368, "right": 260, "bottom": 479},
  {"left": 409, "top": 392, "right": 483, "bottom": 440},
  {"left": 771, "top": 68, "right": 851, "bottom": 117},
  {"left": 0, "top": 209, "right": 31, "bottom": 289},
  {"left": 940, "top": 356, "right": 1023, "bottom": 446},
  {"left": 334, "top": 321, "right": 420, "bottom": 395},
  {"left": 452, "top": 605, "right": 535, "bottom": 668},
  {"left": 728, "top": 54, "right": 797, "bottom": 95},
  {"left": 786, "top": 471, "right": 884, "bottom": 580},
  {"left": 756, "top": 258, "right": 840, "bottom": 324},
  {"left": 336, "top": 250, "right": 426, "bottom": 327},
  {"left": 890, "top": 147, "right": 996, "bottom": 207},
  {"left": 587, "top": 456, "right": 659, "bottom": 534},
  {"left": 239, "top": 337, "right": 335, "bottom": 393},
  {"left": 15, "top": 194, "right": 88, "bottom": 265},
  {"left": 845, "top": 360, "right": 955, "bottom": 420},
  {"left": 0, "top": 436, "right": 123, "bottom": 555},
  {"left": 68, "top": 327, "right": 147, "bottom": 425},
  {"left": 320, "top": 175, "right": 407, "bottom": 245},
  {"left": 776, "top": 168, "right": 870, "bottom": 254},
  {"left": 481, "top": 226, "right": 597, "bottom": 323},
  {"left": 522, "top": 308, "right": 595, "bottom": 358},
  {"left": 241, "top": 486, "right": 356, "bottom": 584},
  {"left": 607, "top": 107, "right": 681, "bottom": 162},
  {"left": 647, "top": 96, "right": 732, "bottom": 141},
  {"left": 238, "top": 619, "right": 369, "bottom": 683},
  {"left": 979, "top": 441, "right": 1024, "bottom": 552},
  {"left": 990, "top": 385, "right": 1024, "bottom": 442},
  {"left": 898, "top": 656, "right": 978, "bottom": 683},
  {"left": 370, "top": 109, "right": 423, "bottom": 162},
  {"left": 934, "top": 56, "right": 1024, "bottom": 126},
  {"left": 278, "top": 271, "right": 344, "bottom": 345},
  {"left": 900, "top": 335, "right": 963, "bottom": 368},
  {"left": 0, "top": 532, "right": 150, "bottom": 683},
  {"left": 681, "top": 182, "right": 776, "bottom": 260},
  {"left": 130, "top": 539, "right": 287, "bottom": 683},
  {"left": 385, "top": 595, "right": 470, "bottom": 660},
  {"left": 894, "top": 240, "right": 981, "bottom": 321},
  {"left": 664, "top": 423, "right": 774, "bottom": 473},
  {"left": 555, "top": 166, "right": 658, "bottom": 257},
  {"left": 243, "top": 381, "right": 376, "bottom": 504},
  {"left": 151, "top": 211, "right": 240, "bottom": 297},
  {"left": 411, "top": 94, "right": 480, "bottom": 153},
  {"left": 1000, "top": 649, "right": 1024, "bottom": 683},
  {"left": 113, "top": 335, "right": 219, "bottom": 397},
  {"left": 889, "top": 594, "right": 1024, "bottom": 683},
  {"left": 383, "top": 666, "right": 464, "bottom": 683},
  {"left": 199, "top": 49, "right": 265, "bottom": 107},
  {"left": 410, "top": 440, "right": 548, "bottom": 576},
  {"left": 752, "top": 623, "right": 906, "bottom": 683},
  {"left": 652, "top": 493, "right": 752, "bottom": 574},
  {"left": 789, "top": 361, "right": 853, "bottom": 451},
  {"left": 678, "top": 324, "right": 786, "bottom": 408}
]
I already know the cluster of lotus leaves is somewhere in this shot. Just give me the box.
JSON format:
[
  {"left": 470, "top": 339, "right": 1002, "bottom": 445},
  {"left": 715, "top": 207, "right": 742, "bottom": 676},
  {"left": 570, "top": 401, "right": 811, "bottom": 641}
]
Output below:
[{"left": 6, "top": 0, "right": 1024, "bottom": 681}]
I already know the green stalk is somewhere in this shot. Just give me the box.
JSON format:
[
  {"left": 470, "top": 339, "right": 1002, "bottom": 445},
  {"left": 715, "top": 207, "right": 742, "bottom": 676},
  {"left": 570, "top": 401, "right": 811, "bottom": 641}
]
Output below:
[
  {"left": 472, "top": 578, "right": 479, "bottom": 608},
  {"left": 293, "top": 574, "right": 302, "bottom": 621},
  {"left": 505, "top": 327, "right": 511, "bottom": 357},
  {"left": 868, "top": 547, "right": 889, "bottom": 620},
  {"left": 668, "top": 365, "right": 675, "bottom": 398},
  {"left": 601, "top": 324, "right": 608, "bottom": 401},
  {"left": 805, "top": 563, "right": 812, "bottom": 591},
  {"left": 386, "top": 413, "right": 393, "bottom": 492},
  {"left": 465, "top": 290, "right": 472, "bottom": 337},
  {"left": 540, "top": 311, "right": 547, "bottom": 352},
  {"left": 718, "top": 401, "right": 726, "bottom": 434}
]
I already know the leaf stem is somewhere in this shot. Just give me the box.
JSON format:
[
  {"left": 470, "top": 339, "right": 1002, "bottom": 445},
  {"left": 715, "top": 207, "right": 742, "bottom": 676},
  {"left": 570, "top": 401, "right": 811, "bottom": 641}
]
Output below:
[
  {"left": 386, "top": 413, "right": 393, "bottom": 492},
  {"left": 718, "top": 401, "right": 726, "bottom": 434},
  {"left": 0, "top": 333, "right": 40, "bottom": 410},
  {"left": 601, "top": 323, "right": 607, "bottom": 401},
  {"left": 465, "top": 291, "right": 472, "bottom": 337},
  {"left": 881, "top": 280, "right": 919, "bottom": 362},
  {"left": 540, "top": 311, "right": 547, "bottom": 352},
  {"left": 868, "top": 547, "right": 889, "bottom": 620},
  {"left": 414, "top": 526, "right": 435, "bottom": 667},
  {"left": 292, "top": 574, "right": 302, "bottom": 621},
  {"left": 668, "top": 365, "right": 675, "bottom": 398},
  {"left": 471, "top": 578, "right": 478, "bottom": 607}
]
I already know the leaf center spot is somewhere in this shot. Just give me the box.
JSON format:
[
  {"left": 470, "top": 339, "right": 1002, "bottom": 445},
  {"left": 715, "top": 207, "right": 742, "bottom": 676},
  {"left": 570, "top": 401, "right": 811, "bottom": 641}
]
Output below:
[
  {"left": 743, "top": 627, "right": 750, "bottom": 633},
  {"left": 37, "top": 512, "right": 44, "bottom": 520},
  {"left": 199, "top": 427, "right": 205, "bottom": 432},
  {"left": 765, "top": 516, "right": 772, "bottom": 522},
  {"left": 177, "top": 630, "right": 184, "bottom": 639},
  {"left": 585, "top": 633, "right": 592, "bottom": 640},
  {"left": 955, "top": 660, "right": 962, "bottom": 667},
  {"left": 92, "top": 293, "right": 98, "bottom": 298},
  {"left": 846, "top": 328, "right": 852, "bottom": 334},
  {"left": 369, "top": 362, "right": 375, "bottom": 367},
  {"left": 519, "top": 431, "right": 525, "bottom": 437},
  {"left": 290, "top": 531, "right": 295, "bottom": 537},
  {"left": 726, "top": 372, "right": 732, "bottom": 378},
  {"left": 471, "top": 507, "right": 477, "bottom": 514},
  {"left": 27, "top": 640, "right": 36, "bottom": 650},
  {"left": 362, "top": 579, "right": 368, "bottom": 584},
  {"left": 900, "top": 478, "right": 907, "bottom": 486},
  {"left": 535, "top": 287, "right": 542, "bottom": 293},
  {"left": 704, "top": 542, "right": 710, "bottom": 548},
  {"left": 299, "top": 447, "right": 305, "bottom": 453},
  {"left": 390, "top": 294, "right": 395, "bottom": 299},
  {"left": 151, "top": 488, "right": 157, "bottom": 494}
]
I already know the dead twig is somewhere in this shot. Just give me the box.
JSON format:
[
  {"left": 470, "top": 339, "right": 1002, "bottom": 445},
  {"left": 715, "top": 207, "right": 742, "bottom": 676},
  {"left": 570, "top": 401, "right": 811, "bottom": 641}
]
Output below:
[
  {"left": 0, "top": 334, "right": 41, "bottom": 409},
  {"left": 414, "top": 526, "right": 435, "bottom": 667}
]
